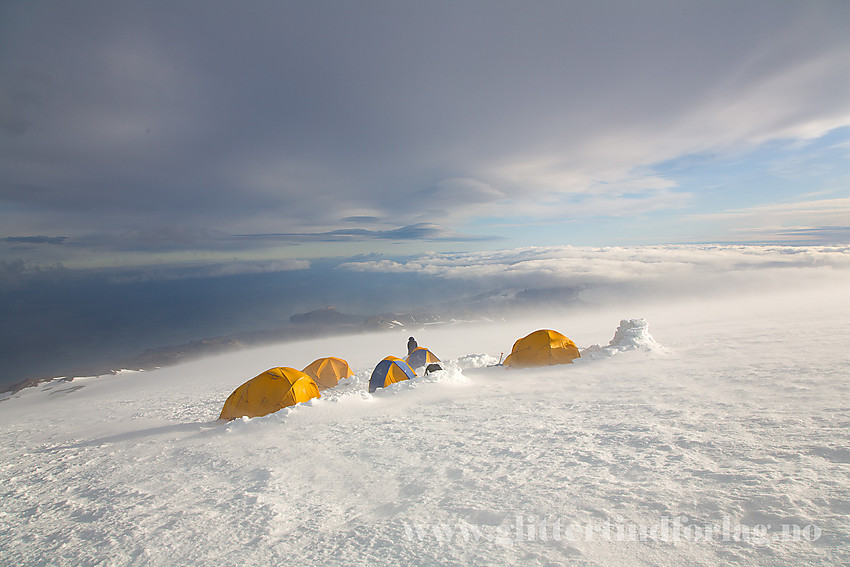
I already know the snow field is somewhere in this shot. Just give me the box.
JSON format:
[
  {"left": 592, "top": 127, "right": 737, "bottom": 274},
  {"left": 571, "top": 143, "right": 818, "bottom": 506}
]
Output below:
[{"left": 1, "top": 284, "right": 848, "bottom": 565}]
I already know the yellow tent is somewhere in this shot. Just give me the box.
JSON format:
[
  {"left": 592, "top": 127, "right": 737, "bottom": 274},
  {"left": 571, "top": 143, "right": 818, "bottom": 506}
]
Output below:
[
  {"left": 302, "top": 356, "right": 355, "bottom": 390},
  {"left": 405, "top": 347, "right": 441, "bottom": 369},
  {"left": 503, "top": 329, "right": 581, "bottom": 368},
  {"left": 219, "top": 367, "right": 320, "bottom": 420}
]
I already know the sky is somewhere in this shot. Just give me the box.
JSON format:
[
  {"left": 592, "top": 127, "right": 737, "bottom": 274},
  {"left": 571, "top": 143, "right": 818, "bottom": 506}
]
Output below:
[
  {"left": 3, "top": 0, "right": 850, "bottom": 270},
  {"left": 2, "top": 1, "right": 850, "bottom": 385}
]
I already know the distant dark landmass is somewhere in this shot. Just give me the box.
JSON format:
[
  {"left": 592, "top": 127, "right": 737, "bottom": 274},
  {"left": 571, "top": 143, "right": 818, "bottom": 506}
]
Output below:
[{"left": 289, "top": 305, "right": 364, "bottom": 326}]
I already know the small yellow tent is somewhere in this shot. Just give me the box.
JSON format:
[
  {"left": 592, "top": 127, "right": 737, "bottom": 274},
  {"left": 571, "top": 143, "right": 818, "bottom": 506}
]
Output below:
[
  {"left": 302, "top": 356, "right": 355, "bottom": 390},
  {"left": 503, "top": 329, "right": 581, "bottom": 368},
  {"left": 219, "top": 367, "right": 320, "bottom": 420},
  {"left": 405, "top": 347, "right": 441, "bottom": 369}
]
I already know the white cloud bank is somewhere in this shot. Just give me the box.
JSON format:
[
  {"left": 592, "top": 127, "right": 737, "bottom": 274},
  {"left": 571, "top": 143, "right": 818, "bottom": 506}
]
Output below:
[{"left": 340, "top": 244, "right": 850, "bottom": 304}]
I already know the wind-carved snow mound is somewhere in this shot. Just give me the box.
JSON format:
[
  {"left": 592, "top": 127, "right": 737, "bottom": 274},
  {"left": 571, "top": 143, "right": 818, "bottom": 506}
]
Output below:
[
  {"left": 453, "top": 353, "right": 501, "bottom": 369},
  {"left": 580, "top": 318, "right": 668, "bottom": 360}
]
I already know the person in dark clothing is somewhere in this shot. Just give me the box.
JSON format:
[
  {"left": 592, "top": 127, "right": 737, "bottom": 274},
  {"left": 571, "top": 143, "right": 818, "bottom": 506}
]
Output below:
[{"left": 407, "top": 336, "right": 418, "bottom": 355}]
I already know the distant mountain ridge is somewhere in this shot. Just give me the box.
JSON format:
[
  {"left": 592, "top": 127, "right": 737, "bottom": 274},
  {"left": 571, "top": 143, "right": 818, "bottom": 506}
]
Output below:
[{"left": 288, "top": 306, "right": 363, "bottom": 326}]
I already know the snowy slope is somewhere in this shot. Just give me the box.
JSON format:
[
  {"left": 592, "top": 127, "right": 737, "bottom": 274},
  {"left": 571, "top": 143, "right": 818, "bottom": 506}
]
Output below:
[{"left": 1, "top": 284, "right": 849, "bottom": 566}]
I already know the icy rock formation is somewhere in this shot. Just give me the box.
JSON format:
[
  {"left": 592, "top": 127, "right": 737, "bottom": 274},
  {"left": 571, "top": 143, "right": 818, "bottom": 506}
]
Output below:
[{"left": 580, "top": 318, "right": 666, "bottom": 359}]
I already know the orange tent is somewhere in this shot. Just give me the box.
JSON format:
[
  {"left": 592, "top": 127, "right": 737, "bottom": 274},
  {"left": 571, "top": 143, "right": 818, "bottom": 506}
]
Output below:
[
  {"left": 503, "top": 329, "right": 581, "bottom": 368},
  {"left": 219, "top": 367, "right": 320, "bottom": 420},
  {"left": 302, "top": 356, "right": 355, "bottom": 389}
]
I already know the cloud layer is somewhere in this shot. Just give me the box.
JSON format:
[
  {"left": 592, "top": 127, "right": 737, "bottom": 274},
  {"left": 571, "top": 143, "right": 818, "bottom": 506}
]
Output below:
[{"left": 339, "top": 243, "right": 850, "bottom": 303}]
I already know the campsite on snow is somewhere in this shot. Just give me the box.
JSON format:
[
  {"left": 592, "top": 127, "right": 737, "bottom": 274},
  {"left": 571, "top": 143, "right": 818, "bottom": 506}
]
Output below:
[
  {"left": 220, "top": 325, "right": 604, "bottom": 420},
  {"left": 2, "top": 286, "right": 848, "bottom": 565}
]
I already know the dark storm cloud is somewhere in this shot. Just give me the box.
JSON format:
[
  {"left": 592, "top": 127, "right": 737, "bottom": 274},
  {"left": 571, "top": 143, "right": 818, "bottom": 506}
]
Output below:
[{"left": 2, "top": 0, "right": 850, "bottom": 254}]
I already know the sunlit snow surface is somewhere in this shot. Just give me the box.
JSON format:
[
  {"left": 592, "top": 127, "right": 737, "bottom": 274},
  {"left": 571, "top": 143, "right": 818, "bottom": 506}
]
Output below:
[{"left": 2, "top": 285, "right": 849, "bottom": 565}]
